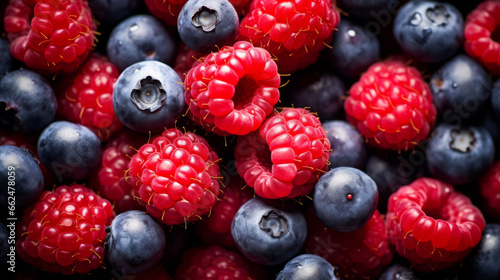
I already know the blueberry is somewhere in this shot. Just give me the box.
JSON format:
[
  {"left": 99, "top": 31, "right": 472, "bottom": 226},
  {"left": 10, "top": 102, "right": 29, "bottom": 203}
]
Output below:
[
  {"left": 0, "top": 221, "right": 7, "bottom": 263},
  {"left": 467, "top": 223, "right": 500, "bottom": 280},
  {"left": 394, "top": 1, "right": 463, "bottom": 63},
  {"left": 426, "top": 123, "right": 495, "bottom": 185},
  {"left": 491, "top": 79, "right": 500, "bottom": 122},
  {"left": 313, "top": 167, "right": 378, "bottom": 232},
  {"left": 276, "top": 254, "right": 338, "bottom": 280},
  {"left": 284, "top": 67, "right": 345, "bottom": 121},
  {"left": 380, "top": 264, "right": 422, "bottom": 280},
  {"left": 231, "top": 197, "right": 307, "bottom": 265},
  {"left": 0, "top": 145, "right": 43, "bottom": 210},
  {"left": 107, "top": 14, "right": 176, "bottom": 71},
  {"left": 89, "top": 0, "right": 142, "bottom": 28},
  {"left": 105, "top": 210, "right": 166, "bottom": 274},
  {"left": 325, "top": 18, "right": 380, "bottom": 78},
  {"left": 177, "top": 0, "right": 238, "bottom": 53},
  {"left": 337, "top": 0, "right": 399, "bottom": 20},
  {"left": 0, "top": 38, "right": 13, "bottom": 76},
  {"left": 113, "top": 60, "right": 185, "bottom": 133},
  {"left": 37, "top": 121, "right": 101, "bottom": 181},
  {"left": 0, "top": 69, "right": 57, "bottom": 134},
  {"left": 324, "top": 120, "right": 366, "bottom": 169},
  {"left": 431, "top": 55, "right": 491, "bottom": 122}
]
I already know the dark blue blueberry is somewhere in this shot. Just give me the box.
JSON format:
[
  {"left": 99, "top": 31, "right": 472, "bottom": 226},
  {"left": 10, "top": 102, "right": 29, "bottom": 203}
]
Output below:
[
  {"left": 37, "top": 121, "right": 101, "bottom": 182},
  {"left": 231, "top": 197, "right": 307, "bottom": 265},
  {"left": 492, "top": 78, "right": 500, "bottom": 122},
  {"left": 89, "top": 0, "right": 142, "bottom": 28},
  {"left": 380, "top": 264, "right": 422, "bottom": 280},
  {"left": 285, "top": 68, "right": 345, "bottom": 121},
  {"left": 107, "top": 14, "right": 176, "bottom": 71},
  {"left": 325, "top": 19, "right": 380, "bottom": 78},
  {"left": 394, "top": 1, "right": 463, "bottom": 63},
  {"left": 323, "top": 120, "right": 366, "bottom": 169},
  {"left": 426, "top": 123, "right": 495, "bottom": 185},
  {"left": 0, "top": 145, "right": 43, "bottom": 210},
  {"left": 177, "top": 0, "right": 238, "bottom": 53},
  {"left": 313, "top": 167, "right": 378, "bottom": 232},
  {"left": 467, "top": 223, "right": 500, "bottom": 280},
  {"left": 337, "top": 0, "right": 399, "bottom": 20},
  {"left": 105, "top": 210, "right": 166, "bottom": 274},
  {"left": 431, "top": 55, "right": 491, "bottom": 122},
  {"left": 0, "top": 38, "right": 13, "bottom": 76},
  {"left": 0, "top": 221, "right": 8, "bottom": 263},
  {"left": 0, "top": 69, "right": 57, "bottom": 134},
  {"left": 113, "top": 60, "right": 185, "bottom": 133},
  {"left": 276, "top": 254, "right": 338, "bottom": 280}
]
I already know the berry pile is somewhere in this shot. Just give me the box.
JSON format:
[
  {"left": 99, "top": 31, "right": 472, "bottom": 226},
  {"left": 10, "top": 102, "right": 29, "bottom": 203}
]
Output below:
[{"left": 2, "top": 0, "right": 500, "bottom": 279}]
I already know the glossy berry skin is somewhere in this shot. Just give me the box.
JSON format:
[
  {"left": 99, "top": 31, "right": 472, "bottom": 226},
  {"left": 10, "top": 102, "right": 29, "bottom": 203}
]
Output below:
[
  {"left": 480, "top": 161, "right": 500, "bottom": 220},
  {"left": 0, "top": 69, "right": 57, "bottom": 134},
  {"left": 467, "top": 223, "right": 500, "bottom": 280},
  {"left": 4, "top": 0, "right": 95, "bottom": 73},
  {"left": 0, "top": 145, "right": 43, "bottom": 210},
  {"left": 380, "top": 264, "right": 422, "bottom": 280},
  {"left": 305, "top": 207, "right": 393, "bottom": 280},
  {"left": 37, "top": 121, "right": 102, "bottom": 181},
  {"left": 386, "top": 177, "right": 486, "bottom": 272},
  {"left": 276, "top": 254, "right": 338, "bottom": 280},
  {"left": 88, "top": 0, "right": 142, "bottom": 27},
  {"left": 176, "top": 245, "right": 267, "bottom": 280},
  {"left": 337, "top": 0, "right": 398, "bottom": 20},
  {"left": 231, "top": 197, "right": 307, "bottom": 265},
  {"left": 107, "top": 14, "right": 176, "bottom": 71},
  {"left": 105, "top": 210, "right": 165, "bottom": 274},
  {"left": 235, "top": 108, "right": 330, "bottom": 199},
  {"left": 237, "top": 0, "right": 340, "bottom": 73},
  {"left": 430, "top": 55, "right": 491, "bottom": 122},
  {"left": 177, "top": 0, "right": 239, "bottom": 53},
  {"left": 426, "top": 123, "right": 495, "bottom": 185},
  {"left": 344, "top": 60, "right": 437, "bottom": 151},
  {"left": 326, "top": 19, "right": 381, "bottom": 78},
  {"left": 324, "top": 120, "right": 366, "bottom": 169},
  {"left": 90, "top": 129, "right": 147, "bottom": 214},
  {"left": 0, "top": 38, "right": 13, "bottom": 76},
  {"left": 0, "top": 221, "right": 8, "bottom": 263},
  {"left": 113, "top": 60, "right": 185, "bottom": 134},
  {"left": 16, "top": 184, "right": 114, "bottom": 275},
  {"left": 56, "top": 53, "right": 122, "bottom": 141},
  {"left": 464, "top": 1, "right": 500, "bottom": 74},
  {"left": 394, "top": 1, "right": 464, "bottom": 63},
  {"left": 184, "top": 41, "right": 280, "bottom": 136},
  {"left": 128, "top": 128, "right": 221, "bottom": 225}
]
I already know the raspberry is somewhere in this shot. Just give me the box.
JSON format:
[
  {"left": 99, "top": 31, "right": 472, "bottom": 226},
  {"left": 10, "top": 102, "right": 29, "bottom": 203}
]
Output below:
[
  {"left": 89, "top": 129, "right": 148, "bottom": 214},
  {"left": 195, "top": 176, "right": 254, "bottom": 248},
  {"left": 235, "top": 108, "right": 330, "bottom": 199},
  {"left": 464, "top": 1, "right": 500, "bottom": 74},
  {"left": 56, "top": 53, "right": 122, "bottom": 141},
  {"left": 344, "top": 60, "right": 437, "bottom": 151},
  {"left": 386, "top": 177, "right": 486, "bottom": 272},
  {"left": 236, "top": 0, "right": 340, "bottom": 73},
  {"left": 175, "top": 245, "right": 268, "bottom": 280},
  {"left": 129, "top": 128, "right": 221, "bottom": 225},
  {"left": 16, "top": 184, "right": 114, "bottom": 274},
  {"left": 174, "top": 43, "right": 206, "bottom": 81},
  {"left": 184, "top": 41, "right": 280, "bottom": 136},
  {"left": 480, "top": 161, "right": 500, "bottom": 220},
  {"left": 4, "top": 0, "right": 96, "bottom": 74},
  {"left": 304, "top": 207, "right": 393, "bottom": 280}
]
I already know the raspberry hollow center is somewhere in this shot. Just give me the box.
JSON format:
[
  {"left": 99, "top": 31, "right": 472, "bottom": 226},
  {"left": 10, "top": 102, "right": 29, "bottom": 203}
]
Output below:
[{"left": 233, "top": 77, "right": 259, "bottom": 110}]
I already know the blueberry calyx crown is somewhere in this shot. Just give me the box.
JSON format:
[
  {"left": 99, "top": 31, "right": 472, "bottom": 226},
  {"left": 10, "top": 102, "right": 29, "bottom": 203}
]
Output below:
[
  {"left": 259, "top": 210, "right": 289, "bottom": 238},
  {"left": 130, "top": 76, "right": 167, "bottom": 112},
  {"left": 449, "top": 128, "right": 476, "bottom": 153},
  {"left": 192, "top": 6, "right": 218, "bottom": 32},
  {"left": 0, "top": 101, "right": 21, "bottom": 130},
  {"left": 426, "top": 5, "right": 450, "bottom": 26}
]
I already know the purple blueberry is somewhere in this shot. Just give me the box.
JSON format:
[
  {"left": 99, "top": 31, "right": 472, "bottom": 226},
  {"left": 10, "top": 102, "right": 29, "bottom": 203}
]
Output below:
[
  {"left": 177, "top": 0, "right": 238, "bottom": 53},
  {"left": 89, "top": 0, "right": 143, "bottom": 27},
  {"left": 492, "top": 79, "right": 500, "bottom": 122},
  {"left": 0, "top": 38, "right": 13, "bottom": 76},
  {"left": 276, "top": 254, "right": 339, "bottom": 280},
  {"left": 380, "top": 264, "right": 422, "bottom": 280},
  {"left": 337, "top": 0, "right": 399, "bottom": 20},
  {"left": 324, "top": 120, "right": 366, "bottom": 169}
]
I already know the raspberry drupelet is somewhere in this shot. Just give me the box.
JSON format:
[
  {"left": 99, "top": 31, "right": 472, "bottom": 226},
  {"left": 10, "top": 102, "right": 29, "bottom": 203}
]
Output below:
[
  {"left": 4, "top": 0, "right": 96, "bottom": 74},
  {"left": 344, "top": 60, "right": 437, "bottom": 151},
  {"left": 129, "top": 128, "right": 221, "bottom": 225}
]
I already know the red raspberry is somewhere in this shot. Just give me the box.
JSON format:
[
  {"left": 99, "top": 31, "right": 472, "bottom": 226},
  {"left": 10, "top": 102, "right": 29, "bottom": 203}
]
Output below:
[
  {"left": 235, "top": 108, "right": 330, "bottom": 199},
  {"left": 89, "top": 129, "right": 148, "bottom": 214},
  {"left": 56, "top": 53, "right": 122, "bottom": 141},
  {"left": 4, "top": 0, "right": 96, "bottom": 74},
  {"left": 175, "top": 245, "right": 268, "bottom": 280},
  {"left": 386, "top": 177, "right": 486, "bottom": 272},
  {"left": 174, "top": 43, "right": 206, "bottom": 81},
  {"left": 344, "top": 60, "right": 437, "bottom": 151},
  {"left": 129, "top": 128, "right": 221, "bottom": 225},
  {"left": 236, "top": 0, "right": 340, "bottom": 73},
  {"left": 304, "top": 207, "right": 393, "bottom": 280},
  {"left": 16, "top": 184, "right": 114, "bottom": 275},
  {"left": 184, "top": 41, "right": 280, "bottom": 136},
  {"left": 195, "top": 176, "right": 254, "bottom": 248},
  {"left": 464, "top": 1, "right": 500, "bottom": 74},
  {"left": 480, "top": 161, "right": 500, "bottom": 220}
]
